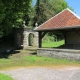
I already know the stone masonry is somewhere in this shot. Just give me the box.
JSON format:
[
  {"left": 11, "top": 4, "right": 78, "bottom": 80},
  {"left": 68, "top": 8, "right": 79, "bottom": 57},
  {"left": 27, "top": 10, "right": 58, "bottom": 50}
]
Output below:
[
  {"left": 14, "top": 28, "right": 38, "bottom": 49},
  {"left": 37, "top": 48, "right": 80, "bottom": 61},
  {"left": 66, "top": 31, "right": 80, "bottom": 44}
]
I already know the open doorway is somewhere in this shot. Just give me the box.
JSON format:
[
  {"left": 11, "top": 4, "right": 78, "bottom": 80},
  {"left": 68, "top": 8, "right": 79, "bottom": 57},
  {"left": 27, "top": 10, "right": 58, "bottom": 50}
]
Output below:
[
  {"left": 28, "top": 33, "right": 34, "bottom": 46},
  {"left": 42, "top": 32, "right": 65, "bottom": 48}
]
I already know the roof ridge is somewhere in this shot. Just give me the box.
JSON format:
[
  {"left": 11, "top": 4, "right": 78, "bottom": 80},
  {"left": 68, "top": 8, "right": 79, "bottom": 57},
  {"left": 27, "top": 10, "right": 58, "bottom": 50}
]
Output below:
[
  {"left": 34, "top": 8, "right": 80, "bottom": 30},
  {"left": 34, "top": 8, "right": 67, "bottom": 30},
  {"left": 66, "top": 8, "right": 80, "bottom": 19}
]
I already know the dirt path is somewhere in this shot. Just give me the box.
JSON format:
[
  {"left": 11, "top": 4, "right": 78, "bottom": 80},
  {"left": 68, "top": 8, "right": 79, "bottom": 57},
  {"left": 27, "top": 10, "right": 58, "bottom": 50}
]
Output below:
[{"left": 0, "top": 66, "right": 80, "bottom": 80}]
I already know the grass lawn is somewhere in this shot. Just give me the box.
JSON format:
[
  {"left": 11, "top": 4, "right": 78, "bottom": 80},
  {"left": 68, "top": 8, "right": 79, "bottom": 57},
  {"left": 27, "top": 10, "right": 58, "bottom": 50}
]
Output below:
[
  {"left": 0, "top": 73, "right": 13, "bottom": 80},
  {"left": 0, "top": 50, "right": 80, "bottom": 70},
  {"left": 42, "top": 40, "right": 64, "bottom": 47}
]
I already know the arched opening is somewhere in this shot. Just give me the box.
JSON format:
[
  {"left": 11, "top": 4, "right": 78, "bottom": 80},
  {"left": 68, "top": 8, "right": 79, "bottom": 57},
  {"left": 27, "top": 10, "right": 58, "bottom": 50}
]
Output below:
[
  {"left": 42, "top": 32, "right": 65, "bottom": 48},
  {"left": 28, "top": 33, "right": 34, "bottom": 46}
]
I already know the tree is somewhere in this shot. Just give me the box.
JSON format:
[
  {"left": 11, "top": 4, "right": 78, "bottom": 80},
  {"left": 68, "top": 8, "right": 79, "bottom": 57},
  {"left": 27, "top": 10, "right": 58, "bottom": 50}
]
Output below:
[
  {"left": 33, "top": 0, "right": 73, "bottom": 26},
  {"left": 0, "top": 0, "right": 32, "bottom": 36}
]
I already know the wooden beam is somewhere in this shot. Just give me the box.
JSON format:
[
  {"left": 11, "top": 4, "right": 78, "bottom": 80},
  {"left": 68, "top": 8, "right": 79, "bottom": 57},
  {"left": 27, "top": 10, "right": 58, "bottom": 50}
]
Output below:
[
  {"left": 38, "top": 31, "right": 48, "bottom": 48},
  {"left": 38, "top": 31, "right": 42, "bottom": 48}
]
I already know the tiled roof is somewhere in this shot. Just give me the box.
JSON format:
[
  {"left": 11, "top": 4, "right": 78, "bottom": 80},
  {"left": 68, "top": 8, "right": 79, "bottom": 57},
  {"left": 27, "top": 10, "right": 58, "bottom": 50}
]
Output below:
[{"left": 35, "top": 8, "right": 80, "bottom": 31}]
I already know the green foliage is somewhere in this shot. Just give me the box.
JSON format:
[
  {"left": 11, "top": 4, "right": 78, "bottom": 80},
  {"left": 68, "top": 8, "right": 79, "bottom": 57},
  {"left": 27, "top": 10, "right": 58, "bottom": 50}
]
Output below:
[
  {"left": 42, "top": 40, "right": 65, "bottom": 47},
  {"left": 42, "top": 33, "right": 65, "bottom": 47},
  {"left": 32, "top": 0, "right": 72, "bottom": 26},
  {"left": 42, "top": 35, "right": 55, "bottom": 43},
  {"left": 0, "top": 73, "right": 13, "bottom": 80},
  {"left": 0, "top": 31, "right": 3, "bottom": 38},
  {"left": 0, "top": 0, "right": 32, "bottom": 36},
  {"left": 29, "top": 33, "right": 34, "bottom": 46}
]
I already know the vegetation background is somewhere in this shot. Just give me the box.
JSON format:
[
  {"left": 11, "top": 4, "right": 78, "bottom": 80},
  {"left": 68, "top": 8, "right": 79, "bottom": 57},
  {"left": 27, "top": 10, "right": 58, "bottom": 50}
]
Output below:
[
  {"left": 0, "top": 1, "right": 79, "bottom": 80},
  {"left": 0, "top": 0, "right": 73, "bottom": 48}
]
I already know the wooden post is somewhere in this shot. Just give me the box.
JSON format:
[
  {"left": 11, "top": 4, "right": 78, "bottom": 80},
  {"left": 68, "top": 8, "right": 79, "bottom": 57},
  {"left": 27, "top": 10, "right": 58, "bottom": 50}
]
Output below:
[
  {"left": 38, "top": 31, "right": 47, "bottom": 48},
  {"left": 38, "top": 31, "right": 42, "bottom": 48}
]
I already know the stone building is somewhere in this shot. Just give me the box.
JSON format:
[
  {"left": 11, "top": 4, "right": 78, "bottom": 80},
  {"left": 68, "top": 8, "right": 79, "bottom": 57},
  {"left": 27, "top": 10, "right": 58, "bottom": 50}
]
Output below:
[
  {"left": 14, "top": 28, "right": 38, "bottom": 49},
  {"left": 34, "top": 8, "right": 80, "bottom": 49},
  {"left": 34, "top": 8, "right": 80, "bottom": 61}
]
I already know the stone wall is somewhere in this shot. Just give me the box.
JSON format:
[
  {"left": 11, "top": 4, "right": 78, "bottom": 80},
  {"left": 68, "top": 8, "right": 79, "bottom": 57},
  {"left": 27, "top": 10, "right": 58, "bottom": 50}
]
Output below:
[
  {"left": 66, "top": 31, "right": 80, "bottom": 44},
  {"left": 14, "top": 28, "right": 23, "bottom": 47},
  {"left": 14, "top": 28, "right": 38, "bottom": 49},
  {"left": 37, "top": 48, "right": 80, "bottom": 61}
]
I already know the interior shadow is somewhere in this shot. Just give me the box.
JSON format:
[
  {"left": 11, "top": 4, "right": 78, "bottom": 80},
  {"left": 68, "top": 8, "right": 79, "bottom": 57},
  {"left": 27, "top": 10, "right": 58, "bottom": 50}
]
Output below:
[{"left": 55, "top": 44, "right": 80, "bottom": 50}]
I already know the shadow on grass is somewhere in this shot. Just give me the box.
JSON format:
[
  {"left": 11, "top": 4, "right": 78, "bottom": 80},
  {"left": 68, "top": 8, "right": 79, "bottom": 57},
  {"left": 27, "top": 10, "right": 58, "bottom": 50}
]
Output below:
[
  {"left": 0, "top": 48, "right": 21, "bottom": 59},
  {"left": 25, "top": 48, "right": 37, "bottom": 55},
  {"left": 30, "top": 52, "right": 37, "bottom": 55},
  {"left": 0, "top": 48, "right": 37, "bottom": 59}
]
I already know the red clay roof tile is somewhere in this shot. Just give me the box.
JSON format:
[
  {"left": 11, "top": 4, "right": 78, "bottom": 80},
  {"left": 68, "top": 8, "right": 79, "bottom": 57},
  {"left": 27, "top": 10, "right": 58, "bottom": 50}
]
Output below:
[{"left": 35, "top": 8, "right": 80, "bottom": 31}]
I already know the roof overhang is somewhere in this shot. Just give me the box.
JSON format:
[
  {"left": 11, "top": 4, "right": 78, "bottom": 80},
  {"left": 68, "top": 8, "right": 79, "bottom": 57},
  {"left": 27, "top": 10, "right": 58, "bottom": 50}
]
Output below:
[
  {"left": 34, "top": 8, "right": 80, "bottom": 32},
  {"left": 34, "top": 25, "right": 80, "bottom": 31}
]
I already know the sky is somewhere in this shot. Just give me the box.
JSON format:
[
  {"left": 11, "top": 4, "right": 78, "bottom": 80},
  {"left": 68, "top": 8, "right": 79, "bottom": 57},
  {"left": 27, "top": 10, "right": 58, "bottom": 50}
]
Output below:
[
  {"left": 32, "top": 0, "right": 36, "bottom": 6},
  {"left": 32, "top": 0, "right": 80, "bottom": 16},
  {"left": 66, "top": 0, "right": 80, "bottom": 16}
]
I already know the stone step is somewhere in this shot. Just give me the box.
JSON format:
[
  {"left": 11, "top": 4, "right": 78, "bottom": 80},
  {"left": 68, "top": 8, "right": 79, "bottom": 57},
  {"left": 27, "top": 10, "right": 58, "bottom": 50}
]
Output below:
[{"left": 25, "top": 46, "right": 38, "bottom": 50}]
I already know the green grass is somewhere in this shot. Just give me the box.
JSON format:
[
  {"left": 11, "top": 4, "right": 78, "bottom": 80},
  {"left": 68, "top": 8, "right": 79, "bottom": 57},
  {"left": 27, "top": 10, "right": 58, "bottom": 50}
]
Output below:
[
  {"left": 24, "top": 55, "right": 80, "bottom": 66},
  {"left": 0, "top": 73, "right": 13, "bottom": 80},
  {"left": 0, "top": 49, "right": 79, "bottom": 70},
  {"left": 0, "top": 50, "right": 80, "bottom": 70},
  {"left": 42, "top": 40, "right": 64, "bottom": 47}
]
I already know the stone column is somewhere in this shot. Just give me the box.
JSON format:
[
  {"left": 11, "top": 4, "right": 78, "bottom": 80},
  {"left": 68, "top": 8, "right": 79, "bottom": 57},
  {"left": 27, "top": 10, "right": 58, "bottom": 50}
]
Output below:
[
  {"left": 34, "top": 32, "right": 38, "bottom": 47},
  {"left": 23, "top": 31, "right": 28, "bottom": 49},
  {"left": 22, "top": 21, "right": 28, "bottom": 49}
]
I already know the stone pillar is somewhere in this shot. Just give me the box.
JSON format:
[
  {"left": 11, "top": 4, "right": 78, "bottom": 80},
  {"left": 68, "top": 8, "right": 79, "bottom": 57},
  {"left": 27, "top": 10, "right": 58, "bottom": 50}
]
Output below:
[
  {"left": 22, "top": 21, "right": 27, "bottom": 49},
  {"left": 23, "top": 31, "right": 28, "bottom": 49},
  {"left": 34, "top": 32, "right": 38, "bottom": 47}
]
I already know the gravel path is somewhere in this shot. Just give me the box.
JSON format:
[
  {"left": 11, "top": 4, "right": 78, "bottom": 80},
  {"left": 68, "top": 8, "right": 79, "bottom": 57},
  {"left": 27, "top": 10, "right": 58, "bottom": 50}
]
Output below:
[{"left": 0, "top": 66, "right": 80, "bottom": 80}]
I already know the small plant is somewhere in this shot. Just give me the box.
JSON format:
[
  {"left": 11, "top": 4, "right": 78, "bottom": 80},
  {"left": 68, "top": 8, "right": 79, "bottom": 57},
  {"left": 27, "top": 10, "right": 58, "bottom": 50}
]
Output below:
[
  {"left": 25, "top": 56, "right": 36, "bottom": 62},
  {"left": 0, "top": 73, "right": 13, "bottom": 80}
]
